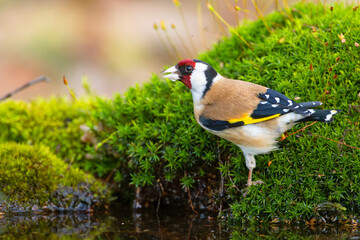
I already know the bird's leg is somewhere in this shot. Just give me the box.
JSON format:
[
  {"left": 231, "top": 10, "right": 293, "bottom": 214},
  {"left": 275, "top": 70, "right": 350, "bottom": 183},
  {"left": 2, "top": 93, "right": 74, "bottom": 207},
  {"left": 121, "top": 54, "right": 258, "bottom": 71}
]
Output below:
[
  {"left": 245, "top": 153, "right": 264, "bottom": 187},
  {"left": 247, "top": 168, "right": 253, "bottom": 187},
  {"left": 245, "top": 153, "right": 256, "bottom": 186}
]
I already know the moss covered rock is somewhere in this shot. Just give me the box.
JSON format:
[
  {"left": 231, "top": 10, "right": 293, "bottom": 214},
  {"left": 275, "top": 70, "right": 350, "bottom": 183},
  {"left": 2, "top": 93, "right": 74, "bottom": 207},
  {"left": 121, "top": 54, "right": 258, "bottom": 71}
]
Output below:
[
  {"left": 0, "top": 142, "right": 109, "bottom": 213},
  {"left": 0, "top": 98, "right": 92, "bottom": 164}
]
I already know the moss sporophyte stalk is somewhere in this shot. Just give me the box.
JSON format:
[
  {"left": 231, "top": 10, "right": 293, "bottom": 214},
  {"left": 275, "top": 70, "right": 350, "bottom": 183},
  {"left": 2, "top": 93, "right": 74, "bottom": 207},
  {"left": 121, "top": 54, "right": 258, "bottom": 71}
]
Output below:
[{"left": 0, "top": 2, "right": 359, "bottom": 223}]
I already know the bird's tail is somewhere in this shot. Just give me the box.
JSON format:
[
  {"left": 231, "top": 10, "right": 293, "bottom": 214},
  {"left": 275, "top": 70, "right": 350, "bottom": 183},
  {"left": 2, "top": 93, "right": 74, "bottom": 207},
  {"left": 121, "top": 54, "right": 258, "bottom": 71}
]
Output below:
[{"left": 297, "top": 109, "right": 341, "bottom": 123}]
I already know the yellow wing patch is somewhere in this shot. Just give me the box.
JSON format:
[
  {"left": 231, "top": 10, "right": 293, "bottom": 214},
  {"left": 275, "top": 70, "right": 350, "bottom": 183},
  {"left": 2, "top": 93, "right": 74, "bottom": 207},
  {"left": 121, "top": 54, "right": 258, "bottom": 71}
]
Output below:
[{"left": 228, "top": 114, "right": 281, "bottom": 125}]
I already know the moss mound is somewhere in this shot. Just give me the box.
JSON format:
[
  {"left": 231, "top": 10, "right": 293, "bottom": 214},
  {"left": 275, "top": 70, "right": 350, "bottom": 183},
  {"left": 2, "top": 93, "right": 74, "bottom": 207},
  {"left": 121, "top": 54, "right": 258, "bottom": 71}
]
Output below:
[
  {"left": 0, "top": 98, "right": 92, "bottom": 164},
  {"left": 0, "top": 142, "right": 109, "bottom": 212},
  {"left": 201, "top": 3, "right": 360, "bottom": 223},
  {"left": 0, "top": 2, "right": 359, "bottom": 222}
]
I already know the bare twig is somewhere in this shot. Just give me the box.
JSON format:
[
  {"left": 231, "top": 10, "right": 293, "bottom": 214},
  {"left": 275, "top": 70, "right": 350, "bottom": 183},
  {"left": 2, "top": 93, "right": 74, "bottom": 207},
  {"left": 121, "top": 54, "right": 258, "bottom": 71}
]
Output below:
[
  {"left": 227, "top": 168, "right": 241, "bottom": 193},
  {"left": 280, "top": 121, "right": 318, "bottom": 141},
  {"left": 311, "top": 133, "right": 360, "bottom": 150},
  {"left": 186, "top": 186, "right": 198, "bottom": 214},
  {"left": 105, "top": 168, "right": 117, "bottom": 184},
  {"left": 0, "top": 76, "right": 49, "bottom": 101},
  {"left": 348, "top": 105, "right": 360, "bottom": 114},
  {"left": 187, "top": 216, "right": 195, "bottom": 240}
]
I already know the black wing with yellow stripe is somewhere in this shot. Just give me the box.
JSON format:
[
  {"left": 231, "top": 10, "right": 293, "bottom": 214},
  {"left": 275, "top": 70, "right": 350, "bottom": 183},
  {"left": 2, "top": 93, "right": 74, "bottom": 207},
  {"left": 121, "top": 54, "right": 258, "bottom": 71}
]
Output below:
[{"left": 199, "top": 88, "right": 322, "bottom": 131}]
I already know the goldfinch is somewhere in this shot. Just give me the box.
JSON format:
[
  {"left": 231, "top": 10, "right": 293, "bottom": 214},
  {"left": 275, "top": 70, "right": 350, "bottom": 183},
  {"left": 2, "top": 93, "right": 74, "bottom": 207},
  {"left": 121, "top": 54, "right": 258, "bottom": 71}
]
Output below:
[{"left": 162, "top": 59, "right": 340, "bottom": 186}]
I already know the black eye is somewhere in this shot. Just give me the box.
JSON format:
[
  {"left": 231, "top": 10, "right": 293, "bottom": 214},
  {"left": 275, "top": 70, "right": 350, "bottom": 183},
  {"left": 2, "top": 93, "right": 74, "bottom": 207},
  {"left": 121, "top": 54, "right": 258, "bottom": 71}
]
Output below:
[{"left": 185, "top": 65, "right": 193, "bottom": 73}]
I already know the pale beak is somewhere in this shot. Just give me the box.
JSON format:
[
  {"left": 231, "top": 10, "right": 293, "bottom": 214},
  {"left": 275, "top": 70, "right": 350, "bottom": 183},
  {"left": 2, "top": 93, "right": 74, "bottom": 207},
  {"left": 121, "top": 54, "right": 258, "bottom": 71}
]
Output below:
[{"left": 161, "top": 65, "right": 180, "bottom": 81}]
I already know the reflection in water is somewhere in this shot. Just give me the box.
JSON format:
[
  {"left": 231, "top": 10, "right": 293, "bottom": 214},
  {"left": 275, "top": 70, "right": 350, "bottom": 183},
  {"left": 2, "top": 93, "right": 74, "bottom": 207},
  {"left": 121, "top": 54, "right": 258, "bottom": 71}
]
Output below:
[
  {"left": 0, "top": 213, "right": 103, "bottom": 239},
  {"left": 0, "top": 205, "right": 360, "bottom": 239}
]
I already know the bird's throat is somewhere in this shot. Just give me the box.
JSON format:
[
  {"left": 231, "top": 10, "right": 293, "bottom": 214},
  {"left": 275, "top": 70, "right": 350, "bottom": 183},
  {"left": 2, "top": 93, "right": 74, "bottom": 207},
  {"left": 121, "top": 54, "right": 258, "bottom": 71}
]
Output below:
[{"left": 181, "top": 76, "right": 192, "bottom": 89}]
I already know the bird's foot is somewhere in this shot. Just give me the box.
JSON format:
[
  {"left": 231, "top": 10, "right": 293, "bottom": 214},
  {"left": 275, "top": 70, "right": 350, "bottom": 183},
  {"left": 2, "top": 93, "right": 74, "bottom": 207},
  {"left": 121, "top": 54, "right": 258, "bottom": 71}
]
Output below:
[
  {"left": 248, "top": 180, "right": 264, "bottom": 186},
  {"left": 242, "top": 180, "right": 264, "bottom": 197},
  {"left": 246, "top": 179, "right": 264, "bottom": 187}
]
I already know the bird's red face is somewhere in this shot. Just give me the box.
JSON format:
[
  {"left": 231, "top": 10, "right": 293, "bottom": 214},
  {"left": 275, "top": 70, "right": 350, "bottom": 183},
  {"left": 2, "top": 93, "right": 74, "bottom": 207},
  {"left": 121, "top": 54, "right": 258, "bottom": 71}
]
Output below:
[
  {"left": 162, "top": 59, "right": 196, "bottom": 89},
  {"left": 162, "top": 59, "right": 220, "bottom": 103}
]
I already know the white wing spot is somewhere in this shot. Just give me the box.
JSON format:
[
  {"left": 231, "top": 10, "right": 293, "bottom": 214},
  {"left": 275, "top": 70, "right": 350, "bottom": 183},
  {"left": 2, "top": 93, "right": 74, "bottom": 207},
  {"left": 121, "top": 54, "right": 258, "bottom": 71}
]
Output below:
[
  {"left": 325, "top": 113, "right": 332, "bottom": 121},
  {"left": 294, "top": 106, "right": 299, "bottom": 109},
  {"left": 283, "top": 109, "right": 290, "bottom": 113},
  {"left": 271, "top": 104, "right": 279, "bottom": 108},
  {"left": 265, "top": 94, "right": 270, "bottom": 99},
  {"left": 260, "top": 101, "right": 267, "bottom": 104},
  {"left": 308, "top": 109, "right": 315, "bottom": 114},
  {"left": 325, "top": 110, "right": 338, "bottom": 121},
  {"left": 288, "top": 100, "right": 293, "bottom": 106},
  {"left": 275, "top": 97, "right": 280, "bottom": 103}
]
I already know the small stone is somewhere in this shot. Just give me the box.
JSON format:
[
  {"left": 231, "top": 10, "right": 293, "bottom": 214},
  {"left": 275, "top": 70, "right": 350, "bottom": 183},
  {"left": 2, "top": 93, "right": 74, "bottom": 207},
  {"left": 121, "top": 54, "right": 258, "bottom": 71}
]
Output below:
[{"left": 76, "top": 202, "right": 89, "bottom": 211}]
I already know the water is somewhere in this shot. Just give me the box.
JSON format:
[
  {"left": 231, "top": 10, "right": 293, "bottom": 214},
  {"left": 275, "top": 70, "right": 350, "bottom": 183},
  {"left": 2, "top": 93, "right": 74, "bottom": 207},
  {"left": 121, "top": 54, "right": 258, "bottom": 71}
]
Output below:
[{"left": 1, "top": 205, "right": 360, "bottom": 239}]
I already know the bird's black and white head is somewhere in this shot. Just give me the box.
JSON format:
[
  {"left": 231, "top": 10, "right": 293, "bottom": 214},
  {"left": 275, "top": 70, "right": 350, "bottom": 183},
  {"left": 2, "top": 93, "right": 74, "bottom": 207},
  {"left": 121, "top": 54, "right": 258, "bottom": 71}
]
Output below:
[{"left": 162, "top": 59, "right": 221, "bottom": 103}]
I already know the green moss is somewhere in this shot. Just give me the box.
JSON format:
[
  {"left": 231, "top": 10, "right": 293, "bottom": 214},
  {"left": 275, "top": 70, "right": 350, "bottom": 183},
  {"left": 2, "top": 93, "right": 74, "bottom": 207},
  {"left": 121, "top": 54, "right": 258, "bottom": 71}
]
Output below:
[
  {"left": 200, "top": 3, "right": 360, "bottom": 223},
  {"left": 0, "top": 98, "right": 91, "bottom": 162},
  {"left": 0, "top": 142, "right": 108, "bottom": 211},
  {"left": 94, "top": 2, "right": 360, "bottom": 221},
  {"left": 0, "top": 2, "right": 359, "bottom": 222}
]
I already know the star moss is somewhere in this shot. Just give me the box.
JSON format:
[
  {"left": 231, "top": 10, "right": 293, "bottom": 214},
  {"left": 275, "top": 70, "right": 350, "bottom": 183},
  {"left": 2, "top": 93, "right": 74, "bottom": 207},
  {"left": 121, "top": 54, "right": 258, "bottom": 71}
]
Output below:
[{"left": 0, "top": 2, "right": 359, "bottom": 221}]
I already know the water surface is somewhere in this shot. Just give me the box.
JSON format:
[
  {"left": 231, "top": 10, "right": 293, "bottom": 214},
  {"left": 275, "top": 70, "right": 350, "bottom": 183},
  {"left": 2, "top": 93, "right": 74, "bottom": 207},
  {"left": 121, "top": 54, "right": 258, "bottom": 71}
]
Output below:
[{"left": 1, "top": 205, "right": 359, "bottom": 239}]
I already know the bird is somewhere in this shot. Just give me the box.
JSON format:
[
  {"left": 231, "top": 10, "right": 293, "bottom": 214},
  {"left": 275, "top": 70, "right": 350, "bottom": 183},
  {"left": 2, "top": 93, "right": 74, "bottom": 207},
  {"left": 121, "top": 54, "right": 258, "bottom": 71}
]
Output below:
[{"left": 162, "top": 59, "right": 341, "bottom": 187}]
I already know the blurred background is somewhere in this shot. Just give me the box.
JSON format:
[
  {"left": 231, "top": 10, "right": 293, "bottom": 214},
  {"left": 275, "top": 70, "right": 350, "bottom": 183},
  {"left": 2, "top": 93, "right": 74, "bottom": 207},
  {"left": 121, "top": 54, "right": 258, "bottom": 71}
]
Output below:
[{"left": 0, "top": 0, "right": 346, "bottom": 100}]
